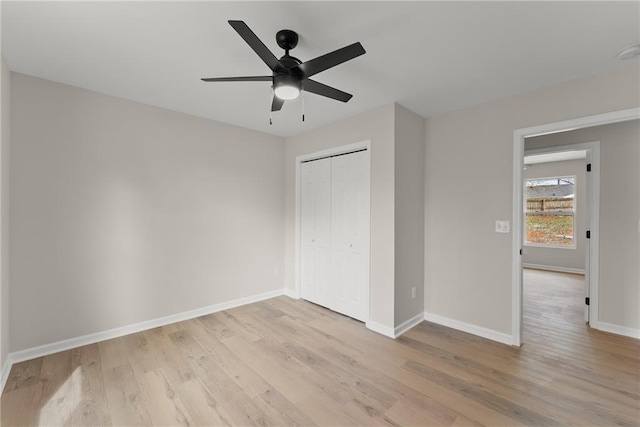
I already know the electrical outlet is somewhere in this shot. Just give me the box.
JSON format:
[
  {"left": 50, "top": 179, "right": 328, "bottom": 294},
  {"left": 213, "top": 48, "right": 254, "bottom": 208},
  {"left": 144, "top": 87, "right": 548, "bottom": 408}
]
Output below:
[
  {"left": 274, "top": 267, "right": 280, "bottom": 277},
  {"left": 411, "top": 287, "right": 417, "bottom": 299}
]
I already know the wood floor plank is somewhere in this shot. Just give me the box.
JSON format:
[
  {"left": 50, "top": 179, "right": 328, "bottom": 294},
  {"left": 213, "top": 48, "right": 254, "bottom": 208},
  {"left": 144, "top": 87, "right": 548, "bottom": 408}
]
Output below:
[
  {"left": 221, "top": 335, "right": 318, "bottom": 405},
  {"left": 378, "top": 362, "right": 527, "bottom": 426},
  {"left": 252, "top": 388, "right": 318, "bottom": 426},
  {"left": 402, "top": 358, "right": 560, "bottom": 426},
  {"left": 70, "top": 344, "right": 112, "bottom": 426},
  {"left": 201, "top": 310, "right": 261, "bottom": 343},
  {"left": 295, "top": 392, "right": 362, "bottom": 426},
  {"left": 102, "top": 362, "right": 152, "bottom": 426},
  {"left": 143, "top": 327, "right": 195, "bottom": 388},
  {"left": 342, "top": 398, "right": 403, "bottom": 427},
  {"left": 169, "top": 329, "right": 271, "bottom": 426},
  {"left": 385, "top": 399, "right": 455, "bottom": 427},
  {"left": 187, "top": 319, "right": 272, "bottom": 398},
  {"left": 96, "top": 337, "right": 128, "bottom": 371},
  {"left": 289, "top": 322, "right": 481, "bottom": 426},
  {"left": 400, "top": 336, "right": 637, "bottom": 426},
  {"left": 3, "top": 357, "right": 44, "bottom": 393},
  {"left": 175, "top": 378, "right": 233, "bottom": 426},
  {"left": 1, "top": 383, "right": 44, "bottom": 426},
  {"left": 137, "top": 368, "right": 192, "bottom": 427},
  {"left": 2, "top": 269, "right": 638, "bottom": 426}
]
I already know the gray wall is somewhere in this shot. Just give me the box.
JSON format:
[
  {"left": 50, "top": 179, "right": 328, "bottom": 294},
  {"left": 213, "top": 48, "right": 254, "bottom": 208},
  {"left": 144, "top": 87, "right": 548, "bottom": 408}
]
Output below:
[
  {"left": 522, "top": 159, "right": 586, "bottom": 272},
  {"left": 284, "top": 104, "right": 396, "bottom": 330},
  {"left": 527, "top": 120, "right": 640, "bottom": 331},
  {"left": 1, "top": 57, "right": 10, "bottom": 370},
  {"left": 394, "top": 104, "right": 425, "bottom": 325},
  {"left": 5, "top": 62, "right": 638, "bottom": 354},
  {"left": 424, "top": 63, "right": 639, "bottom": 336},
  {"left": 10, "top": 73, "right": 285, "bottom": 352}
]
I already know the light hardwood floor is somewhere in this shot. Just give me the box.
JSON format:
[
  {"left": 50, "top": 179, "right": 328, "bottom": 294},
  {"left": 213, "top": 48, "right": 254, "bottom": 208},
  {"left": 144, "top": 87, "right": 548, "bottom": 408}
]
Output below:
[{"left": 2, "top": 269, "right": 639, "bottom": 426}]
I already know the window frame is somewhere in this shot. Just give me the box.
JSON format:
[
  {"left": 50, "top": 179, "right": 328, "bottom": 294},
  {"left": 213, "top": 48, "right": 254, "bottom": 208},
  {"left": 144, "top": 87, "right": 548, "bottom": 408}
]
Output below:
[{"left": 524, "top": 175, "right": 577, "bottom": 249}]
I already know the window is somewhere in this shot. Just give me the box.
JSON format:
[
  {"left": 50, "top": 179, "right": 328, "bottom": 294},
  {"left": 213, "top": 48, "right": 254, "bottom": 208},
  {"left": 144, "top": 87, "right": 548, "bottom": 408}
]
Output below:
[{"left": 525, "top": 176, "right": 575, "bottom": 247}]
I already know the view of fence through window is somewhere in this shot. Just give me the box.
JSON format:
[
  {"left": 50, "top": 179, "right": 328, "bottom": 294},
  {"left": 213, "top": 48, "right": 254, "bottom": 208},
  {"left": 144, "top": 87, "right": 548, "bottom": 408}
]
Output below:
[{"left": 525, "top": 176, "right": 575, "bottom": 247}]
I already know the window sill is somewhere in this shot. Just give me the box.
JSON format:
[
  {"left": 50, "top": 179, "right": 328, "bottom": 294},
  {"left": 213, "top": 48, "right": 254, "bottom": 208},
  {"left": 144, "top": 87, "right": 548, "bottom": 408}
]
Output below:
[{"left": 524, "top": 243, "right": 577, "bottom": 250}]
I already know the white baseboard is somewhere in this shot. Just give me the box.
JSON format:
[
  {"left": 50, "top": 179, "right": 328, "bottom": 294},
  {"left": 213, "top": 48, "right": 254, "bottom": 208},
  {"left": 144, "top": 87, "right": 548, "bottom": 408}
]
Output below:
[
  {"left": 283, "top": 288, "right": 300, "bottom": 299},
  {"left": 423, "top": 311, "right": 513, "bottom": 346},
  {"left": 365, "top": 320, "right": 395, "bottom": 338},
  {"left": 523, "top": 263, "right": 585, "bottom": 275},
  {"left": 8, "top": 289, "right": 285, "bottom": 367},
  {"left": 394, "top": 312, "right": 424, "bottom": 338},
  {"left": 593, "top": 321, "right": 640, "bottom": 339}
]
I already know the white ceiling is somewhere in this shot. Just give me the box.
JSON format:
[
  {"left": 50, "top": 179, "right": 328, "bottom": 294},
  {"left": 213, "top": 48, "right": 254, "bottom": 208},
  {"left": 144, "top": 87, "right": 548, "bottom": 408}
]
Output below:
[{"left": 2, "top": 1, "right": 639, "bottom": 137}]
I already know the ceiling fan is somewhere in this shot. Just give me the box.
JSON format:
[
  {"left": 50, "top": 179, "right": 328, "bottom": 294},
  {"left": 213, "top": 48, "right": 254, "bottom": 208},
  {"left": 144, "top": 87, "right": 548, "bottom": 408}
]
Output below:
[{"left": 201, "top": 20, "right": 366, "bottom": 113}]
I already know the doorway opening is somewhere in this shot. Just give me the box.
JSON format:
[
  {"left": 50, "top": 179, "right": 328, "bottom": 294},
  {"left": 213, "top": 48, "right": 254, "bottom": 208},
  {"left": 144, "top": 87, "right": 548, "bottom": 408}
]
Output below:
[
  {"left": 511, "top": 107, "right": 640, "bottom": 346},
  {"left": 521, "top": 143, "right": 595, "bottom": 341}
]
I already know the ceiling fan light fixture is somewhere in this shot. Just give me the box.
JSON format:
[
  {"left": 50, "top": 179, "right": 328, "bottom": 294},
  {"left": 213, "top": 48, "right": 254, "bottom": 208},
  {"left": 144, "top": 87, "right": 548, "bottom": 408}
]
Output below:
[
  {"left": 274, "top": 83, "right": 300, "bottom": 100},
  {"left": 273, "top": 74, "right": 301, "bottom": 100}
]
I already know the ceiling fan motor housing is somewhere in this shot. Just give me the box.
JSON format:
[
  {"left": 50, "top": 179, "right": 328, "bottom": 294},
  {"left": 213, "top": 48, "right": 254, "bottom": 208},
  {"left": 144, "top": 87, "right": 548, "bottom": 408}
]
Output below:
[
  {"left": 274, "top": 53, "right": 303, "bottom": 92},
  {"left": 274, "top": 73, "right": 301, "bottom": 91}
]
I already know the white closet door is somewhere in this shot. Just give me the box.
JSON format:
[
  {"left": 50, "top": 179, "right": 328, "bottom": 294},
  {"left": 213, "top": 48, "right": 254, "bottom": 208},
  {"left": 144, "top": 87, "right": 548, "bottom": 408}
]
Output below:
[
  {"left": 330, "top": 151, "right": 370, "bottom": 321},
  {"left": 301, "top": 158, "right": 332, "bottom": 309}
]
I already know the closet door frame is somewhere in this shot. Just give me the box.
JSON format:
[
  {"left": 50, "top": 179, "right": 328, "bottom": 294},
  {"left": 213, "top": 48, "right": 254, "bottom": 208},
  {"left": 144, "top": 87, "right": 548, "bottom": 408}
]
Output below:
[{"left": 294, "top": 140, "right": 371, "bottom": 320}]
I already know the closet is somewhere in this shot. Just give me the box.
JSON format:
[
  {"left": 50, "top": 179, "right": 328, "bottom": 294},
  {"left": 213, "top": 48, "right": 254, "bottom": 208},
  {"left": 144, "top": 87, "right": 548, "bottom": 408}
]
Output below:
[{"left": 300, "top": 149, "right": 370, "bottom": 322}]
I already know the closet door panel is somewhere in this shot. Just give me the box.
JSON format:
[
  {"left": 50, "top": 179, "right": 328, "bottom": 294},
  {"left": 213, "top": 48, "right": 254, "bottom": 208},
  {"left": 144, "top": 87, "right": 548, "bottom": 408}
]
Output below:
[
  {"left": 331, "top": 151, "right": 370, "bottom": 321},
  {"left": 301, "top": 158, "right": 332, "bottom": 309}
]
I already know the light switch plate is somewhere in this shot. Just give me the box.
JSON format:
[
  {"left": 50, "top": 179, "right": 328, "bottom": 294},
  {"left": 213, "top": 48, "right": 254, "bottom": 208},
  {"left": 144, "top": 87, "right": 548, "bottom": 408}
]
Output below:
[{"left": 495, "top": 220, "right": 510, "bottom": 233}]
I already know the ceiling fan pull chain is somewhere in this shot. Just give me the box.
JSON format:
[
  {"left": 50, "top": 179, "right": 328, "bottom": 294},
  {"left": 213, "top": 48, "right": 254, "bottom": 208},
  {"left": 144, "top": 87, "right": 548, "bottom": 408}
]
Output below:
[
  {"left": 302, "top": 92, "right": 305, "bottom": 122},
  {"left": 270, "top": 87, "right": 274, "bottom": 125}
]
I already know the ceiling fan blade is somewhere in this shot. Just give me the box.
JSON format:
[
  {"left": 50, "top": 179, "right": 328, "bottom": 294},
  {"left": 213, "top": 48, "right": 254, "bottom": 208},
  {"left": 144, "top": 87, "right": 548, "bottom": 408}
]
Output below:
[
  {"left": 201, "top": 76, "right": 272, "bottom": 82},
  {"left": 271, "top": 96, "right": 285, "bottom": 112},
  {"left": 298, "top": 42, "right": 365, "bottom": 78},
  {"left": 303, "top": 79, "right": 353, "bottom": 102},
  {"left": 228, "top": 20, "right": 283, "bottom": 72}
]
